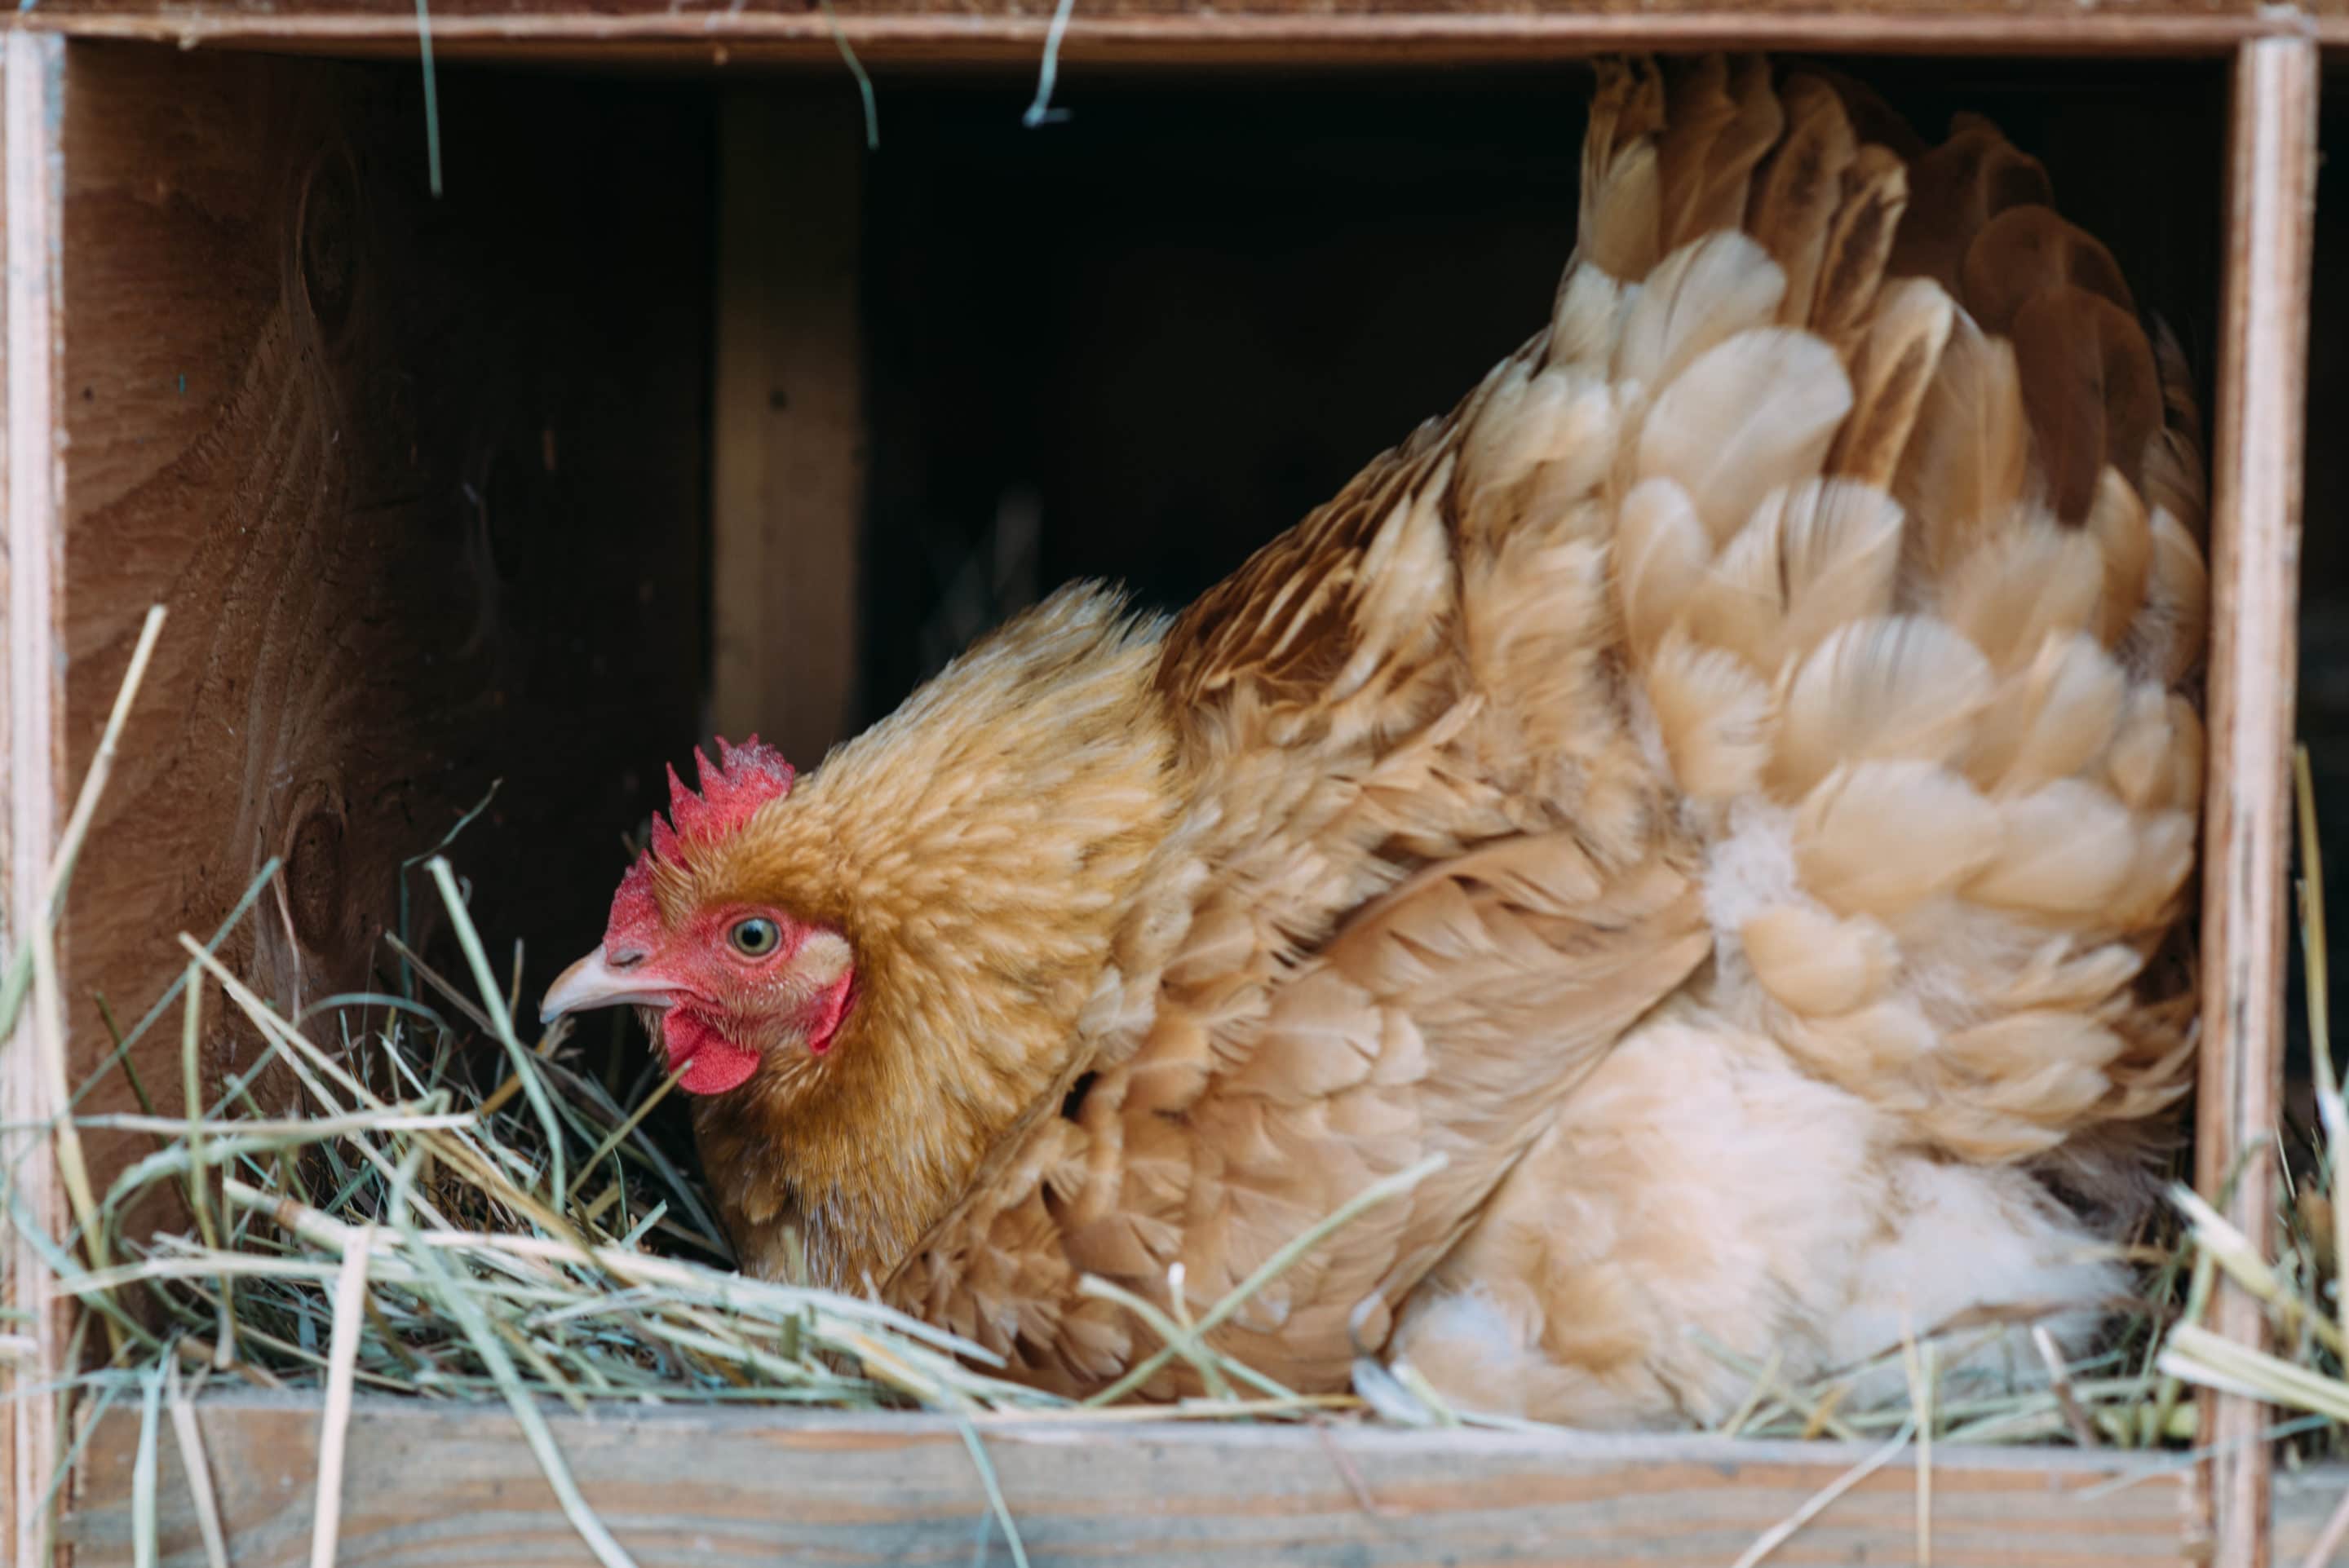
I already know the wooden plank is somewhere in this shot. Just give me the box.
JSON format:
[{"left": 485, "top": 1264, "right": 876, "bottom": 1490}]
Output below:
[
  {"left": 710, "top": 91, "right": 865, "bottom": 766},
  {"left": 14, "top": 0, "right": 2321, "bottom": 19},
  {"left": 1, "top": 46, "right": 12, "bottom": 1568},
  {"left": 2277, "top": 1469, "right": 2349, "bottom": 1566},
  {"left": 61, "top": 1397, "right": 2223, "bottom": 1568},
  {"left": 2196, "top": 33, "right": 2320, "bottom": 1568},
  {"left": 3, "top": 33, "right": 68, "bottom": 1568},
  {"left": 39, "top": 44, "right": 711, "bottom": 1245},
  {"left": 4, "top": 7, "right": 2319, "bottom": 64}
]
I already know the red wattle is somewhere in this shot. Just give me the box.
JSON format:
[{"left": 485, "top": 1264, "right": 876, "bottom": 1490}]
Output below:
[
  {"left": 661, "top": 1009, "right": 762, "bottom": 1096},
  {"left": 803, "top": 972, "right": 856, "bottom": 1056}
]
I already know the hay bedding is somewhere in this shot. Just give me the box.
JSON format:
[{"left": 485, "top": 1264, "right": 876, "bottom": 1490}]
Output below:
[{"left": 2, "top": 612, "right": 2340, "bottom": 1565}]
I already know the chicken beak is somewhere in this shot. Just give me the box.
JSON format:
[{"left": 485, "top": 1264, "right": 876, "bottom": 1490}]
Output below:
[{"left": 540, "top": 945, "right": 678, "bottom": 1024}]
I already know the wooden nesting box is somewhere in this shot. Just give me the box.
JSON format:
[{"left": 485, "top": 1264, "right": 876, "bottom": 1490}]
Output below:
[{"left": 0, "top": 5, "right": 2331, "bottom": 1566}]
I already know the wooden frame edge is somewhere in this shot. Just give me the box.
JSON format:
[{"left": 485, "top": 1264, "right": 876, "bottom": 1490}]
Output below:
[
  {"left": 2196, "top": 32, "right": 2320, "bottom": 1568},
  {"left": 3, "top": 32, "right": 67, "bottom": 1568},
  {"left": 4, "top": 7, "right": 2312, "bottom": 62},
  {"left": 2, "top": 34, "right": 69, "bottom": 1568},
  {"left": 61, "top": 1396, "right": 2216, "bottom": 1566},
  {"left": 2, "top": 33, "right": 69, "bottom": 1568}
]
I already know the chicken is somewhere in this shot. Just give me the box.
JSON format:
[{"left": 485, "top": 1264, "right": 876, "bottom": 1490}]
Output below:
[{"left": 542, "top": 55, "right": 2206, "bottom": 1427}]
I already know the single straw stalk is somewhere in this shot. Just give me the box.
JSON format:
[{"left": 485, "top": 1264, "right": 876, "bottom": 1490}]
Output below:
[
  {"left": 2298, "top": 744, "right": 2349, "bottom": 1354},
  {"left": 6, "top": 605, "right": 170, "bottom": 1354}
]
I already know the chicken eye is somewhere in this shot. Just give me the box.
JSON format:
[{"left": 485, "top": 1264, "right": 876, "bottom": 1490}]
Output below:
[{"left": 728, "top": 917, "right": 782, "bottom": 958}]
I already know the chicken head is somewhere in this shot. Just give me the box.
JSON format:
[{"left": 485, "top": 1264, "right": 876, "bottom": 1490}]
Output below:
[{"left": 542, "top": 737, "right": 856, "bottom": 1098}]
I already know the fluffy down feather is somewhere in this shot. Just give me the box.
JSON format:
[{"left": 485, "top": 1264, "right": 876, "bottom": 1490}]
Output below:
[{"left": 548, "top": 54, "right": 2205, "bottom": 1426}]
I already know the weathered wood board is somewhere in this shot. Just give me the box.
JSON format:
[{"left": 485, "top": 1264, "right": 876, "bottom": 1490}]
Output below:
[
  {"left": 61, "top": 1397, "right": 2274, "bottom": 1568},
  {"left": 3, "top": 35, "right": 62, "bottom": 1568},
  {"left": 710, "top": 91, "right": 865, "bottom": 767},
  {"left": 2198, "top": 40, "right": 2320, "bottom": 1240},
  {"left": 4, "top": 38, "right": 718, "bottom": 1555},
  {"left": 6, "top": 0, "right": 2341, "bottom": 65},
  {"left": 2196, "top": 34, "right": 2322, "bottom": 1568}
]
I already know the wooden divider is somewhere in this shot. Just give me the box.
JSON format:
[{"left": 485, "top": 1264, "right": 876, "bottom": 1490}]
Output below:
[
  {"left": 2197, "top": 35, "right": 2321, "bottom": 1568},
  {"left": 0, "top": 20, "right": 2321, "bottom": 1568}
]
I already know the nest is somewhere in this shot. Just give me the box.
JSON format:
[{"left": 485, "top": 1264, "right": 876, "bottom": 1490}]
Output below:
[{"left": 6, "top": 608, "right": 2343, "bottom": 1566}]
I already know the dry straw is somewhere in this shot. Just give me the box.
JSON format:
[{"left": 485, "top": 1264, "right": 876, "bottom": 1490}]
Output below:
[{"left": 8, "top": 607, "right": 2344, "bottom": 1565}]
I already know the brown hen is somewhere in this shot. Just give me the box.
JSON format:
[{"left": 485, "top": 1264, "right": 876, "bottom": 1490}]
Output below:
[{"left": 544, "top": 55, "right": 2205, "bottom": 1426}]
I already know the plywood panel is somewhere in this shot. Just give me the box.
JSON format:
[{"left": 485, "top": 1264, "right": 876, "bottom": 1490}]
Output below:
[
  {"left": 64, "top": 1398, "right": 2227, "bottom": 1568},
  {"left": 42, "top": 41, "right": 711, "bottom": 1230},
  {"left": 710, "top": 90, "right": 865, "bottom": 767}
]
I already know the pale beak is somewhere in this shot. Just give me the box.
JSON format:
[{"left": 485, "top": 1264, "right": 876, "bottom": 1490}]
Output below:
[{"left": 540, "top": 945, "right": 679, "bottom": 1023}]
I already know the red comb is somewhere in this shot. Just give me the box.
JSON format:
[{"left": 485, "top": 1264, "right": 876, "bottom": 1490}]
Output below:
[
  {"left": 608, "top": 736, "right": 796, "bottom": 936},
  {"left": 657, "top": 735, "right": 794, "bottom": 859}
]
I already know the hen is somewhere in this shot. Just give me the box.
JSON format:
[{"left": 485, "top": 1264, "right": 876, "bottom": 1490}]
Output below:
[{"left": 543, "top": 55, "right": 2205, "bottom": 1426}]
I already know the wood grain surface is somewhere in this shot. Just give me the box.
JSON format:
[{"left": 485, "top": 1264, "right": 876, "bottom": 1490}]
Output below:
[
  {"left": 4, "top": 33, "right": 68, "bottom": 1568},
  {"left": 35, "top": 41, "right": 711, "bottom": 1244},
  {"left": 7, "top": 2, "right": 2334, "bottom": 67},
  {"left": 64, "top": 1396, "right": 2249, "bottom": 1568},
  {"left": 2196, "top": 36, "right": 2321, "bottom": 1568},
  {"left": 710, "top": 92, "right": 865, "bottom": 769}
]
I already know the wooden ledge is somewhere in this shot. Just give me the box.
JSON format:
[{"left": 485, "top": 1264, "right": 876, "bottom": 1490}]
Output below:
[
  {"left": 4, "top": 2, "right": 2333, "bottom": 65},
  {"left": 54, "top": 1393, "right": 2349, "bottom": 1567}
]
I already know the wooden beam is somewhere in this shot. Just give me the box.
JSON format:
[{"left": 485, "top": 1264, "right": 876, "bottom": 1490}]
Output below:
[
  {"left": 2196, "top": 33, "right": 2320, "bottom": 1568},
  {"left": 62, "top": 1396, "right": 2241, "bottom": 1568},
  {"left": 1, "top": 57, "right": 11, "bottom": 1568},
  {"left": 710, "top": 90, "right": 865, "bottom": 766},
  {"left": 5, "top": 7, "right": 2314, "bottom": 64},
  {"left": 3, "top": 33, "right": 69, "bottom": 1568}
]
